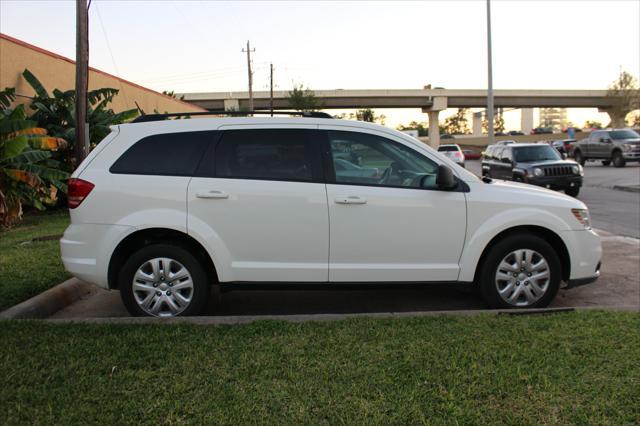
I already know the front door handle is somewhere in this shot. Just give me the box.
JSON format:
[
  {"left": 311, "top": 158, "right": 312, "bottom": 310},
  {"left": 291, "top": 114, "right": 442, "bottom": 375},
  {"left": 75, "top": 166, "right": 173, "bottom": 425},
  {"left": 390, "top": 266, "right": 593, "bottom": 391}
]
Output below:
[
  {"left": 196, "top": 190, "right": 229, "bottom": 199},
  {"left": 335, "top": 196, "right": 367, "bottom": 205}
]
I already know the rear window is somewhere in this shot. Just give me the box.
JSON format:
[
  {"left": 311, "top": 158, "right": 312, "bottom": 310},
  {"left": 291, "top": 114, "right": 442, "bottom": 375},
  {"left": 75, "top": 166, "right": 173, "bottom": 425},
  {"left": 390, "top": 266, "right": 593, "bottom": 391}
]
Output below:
[
  {"left": 110, "top": 131, "right": 212, "bottom": 176},
  {"left": 437, "top": 145, "right": 459, "bottom": 152},
  {"left": 215, "top": 129, "right": 318, "bottom": 182}
]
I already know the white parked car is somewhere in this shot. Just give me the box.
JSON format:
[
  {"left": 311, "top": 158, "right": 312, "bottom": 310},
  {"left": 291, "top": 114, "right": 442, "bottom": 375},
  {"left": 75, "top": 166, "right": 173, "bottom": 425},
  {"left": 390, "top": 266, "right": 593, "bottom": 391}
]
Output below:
[
  {"left": 61, "top": 114, "right": 602, "bottom": 317},
  {"left": 437, "top": 144, "right": 465, "bottom": 167}
]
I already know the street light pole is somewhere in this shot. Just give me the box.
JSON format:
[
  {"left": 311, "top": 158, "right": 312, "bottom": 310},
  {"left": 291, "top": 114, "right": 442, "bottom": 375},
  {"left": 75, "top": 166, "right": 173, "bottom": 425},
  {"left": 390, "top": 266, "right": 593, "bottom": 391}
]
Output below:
[{"left": 486, "top": 0, "right": 495, "bottom": 145}]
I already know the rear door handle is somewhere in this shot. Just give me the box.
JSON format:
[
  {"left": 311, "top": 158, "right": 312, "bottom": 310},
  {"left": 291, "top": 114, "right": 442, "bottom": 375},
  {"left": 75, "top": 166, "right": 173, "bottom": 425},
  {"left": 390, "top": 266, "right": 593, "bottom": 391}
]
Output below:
[
  {"left": 196, "top": 190, "right": 229, "bottom": 199},
  {"left": 335, "top": 196, "right": 367, "bottom": 205}
]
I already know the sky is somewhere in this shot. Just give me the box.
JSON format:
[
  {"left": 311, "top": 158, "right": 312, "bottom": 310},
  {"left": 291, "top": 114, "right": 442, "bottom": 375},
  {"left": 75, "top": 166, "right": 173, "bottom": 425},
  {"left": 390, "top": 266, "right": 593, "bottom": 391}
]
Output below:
[{"left": 1, "top": 0, "right": 639, "bottom": 129}]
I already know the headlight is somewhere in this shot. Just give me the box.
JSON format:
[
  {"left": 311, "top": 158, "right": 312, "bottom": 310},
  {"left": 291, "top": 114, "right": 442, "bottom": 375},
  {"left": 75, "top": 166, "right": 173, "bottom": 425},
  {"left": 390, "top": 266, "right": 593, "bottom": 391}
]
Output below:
[
  {"left": 571, "top": 208, "right": 591, "bottom": 229},
  {"left": 533, "top": 167, "right": 544, "bottom": 177},
  {"left": 622, "top": 144, "right": 632, "bottom": 151},
  {"left": 572, "top": 165, "right": 580, "bottom": 175}
]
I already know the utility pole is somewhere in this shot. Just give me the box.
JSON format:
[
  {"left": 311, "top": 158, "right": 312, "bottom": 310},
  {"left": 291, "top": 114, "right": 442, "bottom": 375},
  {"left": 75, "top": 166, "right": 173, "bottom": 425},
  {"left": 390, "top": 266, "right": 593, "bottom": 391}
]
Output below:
[
  {"left": 486, "top": 0, "right": 495, "bottom": 145},
  {"left": 242, "top": 40, "right": 255, "bottom": 111},
  {"left": 269, "top": 63, "right": 274, "bottom": 116},
  {"left": 75, "top": 0, "right": 89, "bottom": 164}
]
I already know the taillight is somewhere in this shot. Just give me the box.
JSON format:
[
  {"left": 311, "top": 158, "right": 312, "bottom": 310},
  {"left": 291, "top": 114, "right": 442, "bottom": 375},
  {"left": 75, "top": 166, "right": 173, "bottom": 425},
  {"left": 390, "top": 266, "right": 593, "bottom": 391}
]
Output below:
[
  {"left": 67, "top": 178, "right": 94, "bottom": 209},
  {"left": 455, "top": 152, "right": 462, "bottom": 158}
]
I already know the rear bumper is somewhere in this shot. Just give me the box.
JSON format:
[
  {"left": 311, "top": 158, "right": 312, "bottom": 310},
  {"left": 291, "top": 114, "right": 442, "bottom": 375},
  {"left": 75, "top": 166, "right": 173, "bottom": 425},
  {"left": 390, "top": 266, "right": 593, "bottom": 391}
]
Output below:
[{"left": 60, "top": 222, "right": 134, "bottom": 289}]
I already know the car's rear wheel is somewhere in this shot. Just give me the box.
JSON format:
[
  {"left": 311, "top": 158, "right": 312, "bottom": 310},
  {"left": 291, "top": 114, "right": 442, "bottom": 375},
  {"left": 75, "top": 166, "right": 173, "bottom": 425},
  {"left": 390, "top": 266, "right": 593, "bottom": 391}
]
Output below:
[
  {"left": 612, "top": 151, "right": 626, "bottom": 168},
  {"left": 119, "top": 244, "right": 210, "bottom": 317},
  {"left": 479, "top": 234, "right": 561, "bottom": 309},
  {"left": 565, "top": 186, "right": 580, "bottom": 197},
  {"left": 573, "top": 150, "right": 585, "bottom": 166},
  {"left": 601, "top": 160, "right": 611, "bottom": 166}
]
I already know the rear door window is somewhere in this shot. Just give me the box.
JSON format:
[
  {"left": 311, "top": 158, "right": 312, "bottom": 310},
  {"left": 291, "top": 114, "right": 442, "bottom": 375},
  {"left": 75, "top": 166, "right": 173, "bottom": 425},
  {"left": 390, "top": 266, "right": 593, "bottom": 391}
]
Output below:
[
  {"left": 214, "top": 129, "right": 322, "bottom": 182},
  {"left": 110, "top": 131, "right": 213, "bottom": 176}
]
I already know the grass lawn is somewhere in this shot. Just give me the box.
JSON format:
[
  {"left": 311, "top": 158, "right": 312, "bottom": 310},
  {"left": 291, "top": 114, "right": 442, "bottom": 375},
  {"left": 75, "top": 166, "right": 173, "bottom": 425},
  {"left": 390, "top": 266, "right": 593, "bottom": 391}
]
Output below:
[
  {"left": 0, "top": 210, "right": 70, "bottom": 311},
  {"left": 1, "top": 311, "right": 638, "bottom": 424}
]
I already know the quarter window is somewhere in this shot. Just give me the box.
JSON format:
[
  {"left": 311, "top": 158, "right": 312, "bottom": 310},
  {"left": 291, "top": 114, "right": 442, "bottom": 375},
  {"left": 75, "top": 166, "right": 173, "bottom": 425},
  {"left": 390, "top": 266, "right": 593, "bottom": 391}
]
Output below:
[
  {"left": 110, "top": 131, "right": 212, "bottom": 176},
  {"left": 328, "top": 131, "right": 439, "bottom": 189},
  {"left": 215, "top": 129, "right": 318, "bottom": 181}
]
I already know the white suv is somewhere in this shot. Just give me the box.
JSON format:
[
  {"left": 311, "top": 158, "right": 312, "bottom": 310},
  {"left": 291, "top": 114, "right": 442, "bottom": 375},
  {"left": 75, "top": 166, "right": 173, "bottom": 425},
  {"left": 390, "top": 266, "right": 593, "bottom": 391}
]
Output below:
[{"left": 61, "top": 115, "right": 602, "bottom": 317}]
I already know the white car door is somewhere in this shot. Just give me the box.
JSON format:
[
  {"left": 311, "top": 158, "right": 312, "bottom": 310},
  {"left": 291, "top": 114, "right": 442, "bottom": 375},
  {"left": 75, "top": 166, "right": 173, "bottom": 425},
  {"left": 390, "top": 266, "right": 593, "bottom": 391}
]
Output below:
[
  {"left": 187, "top": 126, "right": 329, "bottom": 282},
  {"left": 321, "top": 127, "right": 467, "bottom": 282}
]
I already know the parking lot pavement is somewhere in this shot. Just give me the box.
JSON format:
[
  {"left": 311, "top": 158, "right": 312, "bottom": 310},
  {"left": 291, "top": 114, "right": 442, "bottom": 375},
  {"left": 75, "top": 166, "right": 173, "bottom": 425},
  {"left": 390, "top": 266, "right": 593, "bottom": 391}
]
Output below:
[
  {"left": 465, "top": 160, "right": 640, "bottom": 238},
  {"left": 50, "top": 230, "right": 639, "bottom": 319}
]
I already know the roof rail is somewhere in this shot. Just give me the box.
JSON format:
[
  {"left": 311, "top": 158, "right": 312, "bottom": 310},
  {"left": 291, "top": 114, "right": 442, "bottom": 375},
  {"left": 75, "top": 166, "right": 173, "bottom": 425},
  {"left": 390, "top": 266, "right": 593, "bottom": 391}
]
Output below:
[{"left": 131, "top": 110, "right": 333, "bottom": 123}]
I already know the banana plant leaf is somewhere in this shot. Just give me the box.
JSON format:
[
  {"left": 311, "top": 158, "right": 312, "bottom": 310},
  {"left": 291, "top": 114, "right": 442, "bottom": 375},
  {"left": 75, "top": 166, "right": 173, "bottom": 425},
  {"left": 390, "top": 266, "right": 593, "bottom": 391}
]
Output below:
[
  {"left": 1, "top": 135, "right": 29, "bottom": 159},
  {"left": 2, "top": 149, "right": 52, "bottom": 165},
  {"left": 22, "top": 69, "right": 50, "bottom": 99}
]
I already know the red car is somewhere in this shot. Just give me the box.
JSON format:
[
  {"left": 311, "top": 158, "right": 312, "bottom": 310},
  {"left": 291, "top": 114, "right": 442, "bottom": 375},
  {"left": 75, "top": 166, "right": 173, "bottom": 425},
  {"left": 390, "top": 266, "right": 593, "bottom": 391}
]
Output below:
[{"left": 462, "top": 149, "right": 481, "bottom": 160}]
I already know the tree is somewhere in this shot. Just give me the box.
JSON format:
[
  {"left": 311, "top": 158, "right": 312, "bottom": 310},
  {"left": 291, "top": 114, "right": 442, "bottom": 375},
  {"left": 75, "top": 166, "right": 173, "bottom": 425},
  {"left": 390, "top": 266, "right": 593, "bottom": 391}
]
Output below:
[
  {"left": 286, "top": 84, "right": 322, "bottom": 111},
  {"left": 584, "top": 120, "right": 603, "bottom": 129},
  {"left": 482, "top": 110, "right": 505, "bottom": 133},
  {"left": 397, "top": 121, "right": 428, "bottom": 136},
  {"left": 22, "top": 69, "right": 138, "bottom": 171},
  {"left": 162, "top": 90, "right": 185, "bottom": 101},
  {"left": 443, "top": 108, "right": 470, "bottom": 135},
  {"left": 606, "top": 71, "right": 640, "bottom": 127},
  {"left": 355, "top": 108, "right": 386, "bottom": 125},
  {"left": 627, "top": 112, "right": 640, "bottom": 128},
  {"left": 0, "top": 88, "right": 69, "bottom": 226}
]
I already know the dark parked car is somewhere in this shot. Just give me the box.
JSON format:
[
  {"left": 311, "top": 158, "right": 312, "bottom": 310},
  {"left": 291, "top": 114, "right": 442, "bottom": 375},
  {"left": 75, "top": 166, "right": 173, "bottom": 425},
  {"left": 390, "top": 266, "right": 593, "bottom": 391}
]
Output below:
[
  {"left": 482, "top": 143, "right": 583, "bottom": 196},
  {"left": 572, "top": 129, "right": 640, "bottom": 167},
  {"left": 508, "top": 130, "right": 525, "bottom": 136},
  {"left": 531, "top": 127, "right": 554, "bottom": 135},
  {"left": 440, "top": 134, "right": 455, "bottom": 140},
  {"left": 551, "top": 139, "right": 577, "bottom": 156}
]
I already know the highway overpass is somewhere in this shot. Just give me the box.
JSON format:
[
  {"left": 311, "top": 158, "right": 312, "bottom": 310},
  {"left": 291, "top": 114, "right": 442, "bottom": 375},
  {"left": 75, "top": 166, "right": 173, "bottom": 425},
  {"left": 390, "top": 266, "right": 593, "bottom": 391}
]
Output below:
[{"left": 180, "top": 88, "right": 627, "bottom": 147}]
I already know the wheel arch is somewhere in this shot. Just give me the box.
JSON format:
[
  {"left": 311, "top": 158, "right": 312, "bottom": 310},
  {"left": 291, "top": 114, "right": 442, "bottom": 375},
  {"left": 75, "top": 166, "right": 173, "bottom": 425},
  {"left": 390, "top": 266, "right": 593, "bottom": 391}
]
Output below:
[
  {"left": 472, "top": 225, "right": 571, "bottom": 284},
  {"left": 108, "top": 227, "right": 219, "bottom": 289}
]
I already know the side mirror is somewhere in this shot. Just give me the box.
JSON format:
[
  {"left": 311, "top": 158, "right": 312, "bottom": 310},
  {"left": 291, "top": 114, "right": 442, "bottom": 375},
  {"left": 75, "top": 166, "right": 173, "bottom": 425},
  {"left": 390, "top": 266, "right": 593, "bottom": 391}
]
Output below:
[{"left": 435, "top": 165, "right": 457, "bottom": 190}]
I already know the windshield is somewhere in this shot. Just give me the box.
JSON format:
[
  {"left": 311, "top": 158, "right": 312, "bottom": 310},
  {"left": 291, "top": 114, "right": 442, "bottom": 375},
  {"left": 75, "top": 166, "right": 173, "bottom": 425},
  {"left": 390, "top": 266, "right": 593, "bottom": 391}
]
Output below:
[
  {"left": 438, "top": 145, "right": 458, "bottom": 152},
  {"left": 610, "top": 130, "right": 640, "bottom": 139},
  {"left": 513, "top": 145, "right": 561, "bottom": 162}
]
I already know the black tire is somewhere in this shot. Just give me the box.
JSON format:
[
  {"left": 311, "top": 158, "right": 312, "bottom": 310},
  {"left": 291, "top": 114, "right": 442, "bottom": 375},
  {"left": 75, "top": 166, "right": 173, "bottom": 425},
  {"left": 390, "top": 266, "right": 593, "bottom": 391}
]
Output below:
[
  {"left": 601, "top": 160, "right": 611, "bottom": 166},
  {"left": 612, "top": 151, "right": 626, "bottom": 168},
  {"left": 565, "top": 186, "right": 580, "bottom": 197},
  {"left": 573, "top": 150, "right": 585, "bottom": 166},
  {"left": 119, "top": 244, "right": 210, "bottom": 317},
  {"left": 479, "top": 234, "right": 561, "bottom": 309}
]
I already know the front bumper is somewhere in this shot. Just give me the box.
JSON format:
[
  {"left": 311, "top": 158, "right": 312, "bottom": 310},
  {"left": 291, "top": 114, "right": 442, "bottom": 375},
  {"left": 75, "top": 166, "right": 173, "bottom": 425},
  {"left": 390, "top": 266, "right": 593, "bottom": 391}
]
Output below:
[
  {"left": 560, "top": 228, "right": 602, "bottom": 286},
  {"left": 525, "top": 175, "right": 582, "bottom": 190}
]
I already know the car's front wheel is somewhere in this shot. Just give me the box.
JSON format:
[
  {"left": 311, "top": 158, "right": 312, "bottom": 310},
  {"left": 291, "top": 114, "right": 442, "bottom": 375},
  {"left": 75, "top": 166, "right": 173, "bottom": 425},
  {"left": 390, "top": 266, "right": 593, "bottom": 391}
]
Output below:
[
  {"left": 479, "top": 234, "right": 561, "bottom": 309},
  {"left": 612, "top": 151, "right": 626, "bottom": 168},
  {"left": 119, "top": 244, "right": 210, "bottom": 317}
]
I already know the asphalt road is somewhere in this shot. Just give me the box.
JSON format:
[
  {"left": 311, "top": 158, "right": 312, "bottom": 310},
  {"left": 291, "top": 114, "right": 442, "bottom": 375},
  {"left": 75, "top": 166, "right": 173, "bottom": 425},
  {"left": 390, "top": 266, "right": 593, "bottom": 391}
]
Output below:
[{"left": 465, "top": 160, "right": 640, "bottom": 238}]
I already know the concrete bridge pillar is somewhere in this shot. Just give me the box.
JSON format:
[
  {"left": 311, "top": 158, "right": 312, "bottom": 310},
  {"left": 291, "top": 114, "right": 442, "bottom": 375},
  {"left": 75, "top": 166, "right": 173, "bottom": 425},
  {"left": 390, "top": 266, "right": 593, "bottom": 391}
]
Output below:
[
  {"left": 600, "top": 108, "right": 627, "bottom": 128},
  {"left": 422, "top": 96, "right": 448, "bottom": 149},
  {"left": 520, "top": 108, "right": 533, "bottom": 134},
  {"left": 224, "top": 99, "right": 239, "bottom": 111},
  {"left": 472, "top": 112, "right": 483, "bottom": 136}
]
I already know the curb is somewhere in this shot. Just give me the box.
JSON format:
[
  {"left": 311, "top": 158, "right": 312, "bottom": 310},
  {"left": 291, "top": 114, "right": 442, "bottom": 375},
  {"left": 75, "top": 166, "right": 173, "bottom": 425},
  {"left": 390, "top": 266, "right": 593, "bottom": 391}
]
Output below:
[
  {"left": 0, "top": 278, "right": 94, "bottom": 319},
  {"left": 43, "top": 306, "right": 639, "bottom": 325},
  {"left": 612, "top": 185, "right": 640, "bottom": 193}
]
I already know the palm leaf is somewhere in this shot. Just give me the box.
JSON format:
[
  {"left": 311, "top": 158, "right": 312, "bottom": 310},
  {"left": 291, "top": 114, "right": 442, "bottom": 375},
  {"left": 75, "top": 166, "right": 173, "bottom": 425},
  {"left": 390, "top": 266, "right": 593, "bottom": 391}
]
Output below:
[
  {"left": 0, "top": 118, "right": 37, "bottom": 136},
  {"left": 2, "top": 135, "right": 29, "bottom": 159},
  {"left": 3, "top": 168, "right": 41, "bottom": 187},
  {"left": 4, "top": 149, "right": 51, "bottom": 165},
  {"left": 0, "top": 87, "right": 16, "bottom": 110},
  {"left": 27, "top": 136, "right": 68, "bottom": 151},
  {"left": 88, "top": 88, "right": 118, "bottom": 105},
  {"left": 22, "top": 69, "right": 50, "bottom": 99},
  {"left": 19, "top": 163, "right": 69, "bottom": 181}
]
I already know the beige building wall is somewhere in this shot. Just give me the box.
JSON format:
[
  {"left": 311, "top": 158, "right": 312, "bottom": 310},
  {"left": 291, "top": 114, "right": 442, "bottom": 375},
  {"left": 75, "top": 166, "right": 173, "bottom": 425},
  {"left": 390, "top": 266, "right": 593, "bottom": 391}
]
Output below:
[{"left": 0, "top": 33, "right": 206, "bottom": 114}]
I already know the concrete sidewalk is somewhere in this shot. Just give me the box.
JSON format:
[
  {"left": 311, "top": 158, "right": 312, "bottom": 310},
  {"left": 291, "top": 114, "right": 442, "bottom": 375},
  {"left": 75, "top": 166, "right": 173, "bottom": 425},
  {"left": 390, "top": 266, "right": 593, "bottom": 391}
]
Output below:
[{"left": 49, "top": 229, "right": 639, "bottom": 322}]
